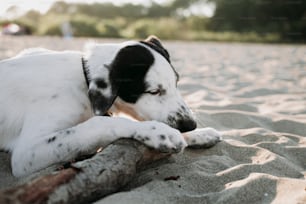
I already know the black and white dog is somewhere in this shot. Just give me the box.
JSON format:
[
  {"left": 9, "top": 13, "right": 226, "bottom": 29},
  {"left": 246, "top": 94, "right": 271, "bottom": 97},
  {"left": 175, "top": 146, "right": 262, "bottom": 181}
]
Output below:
[{"left": 0, "top": 36, "right": 221, "bottom": 177}]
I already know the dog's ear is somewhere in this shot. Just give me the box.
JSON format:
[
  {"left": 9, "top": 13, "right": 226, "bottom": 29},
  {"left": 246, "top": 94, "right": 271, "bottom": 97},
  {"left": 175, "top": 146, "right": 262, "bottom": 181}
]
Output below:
[
  {"left": 144, "top": 35, "right": 164, "bottom": 49},
  {"left": 88, "top": 77, "right": 117, "bottom": 116},
  {"left": 109, "top": 44, "right": 154, "bottom": 103},
  {"left": 141, "top": 35, "right": 170, "bottom": 62},
  {"left": 87, "top": 44, "right": 155, "bottom": 115}
]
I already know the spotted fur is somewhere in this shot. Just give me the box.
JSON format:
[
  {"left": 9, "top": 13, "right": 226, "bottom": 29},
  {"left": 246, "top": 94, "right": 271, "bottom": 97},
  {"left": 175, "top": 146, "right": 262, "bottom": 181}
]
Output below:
[{"left": 0, "top": 36, "right": 221, "bottom": 177}]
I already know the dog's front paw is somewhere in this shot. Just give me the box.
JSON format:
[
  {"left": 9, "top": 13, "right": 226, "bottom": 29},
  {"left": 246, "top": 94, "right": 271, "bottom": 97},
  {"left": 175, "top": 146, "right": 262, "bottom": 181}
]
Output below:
[
  {"left": 183, "top": 127, "right": 222, "bottom": 148},
  {"left": 134, "top": 121, "right": 187, "bottom": 153}
]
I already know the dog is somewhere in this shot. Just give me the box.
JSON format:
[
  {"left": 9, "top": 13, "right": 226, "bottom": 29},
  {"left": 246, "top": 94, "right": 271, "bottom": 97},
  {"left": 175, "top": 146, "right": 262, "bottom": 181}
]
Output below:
[{"left": 0, "top": 36, "right": 221, "bottom": 177}]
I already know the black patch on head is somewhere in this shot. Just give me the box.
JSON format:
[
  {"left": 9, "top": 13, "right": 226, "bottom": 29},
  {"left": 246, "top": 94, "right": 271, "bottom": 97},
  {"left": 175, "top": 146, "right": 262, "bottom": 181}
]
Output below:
[
  {"left": 109, "top": 45, "right": 154, "bottom": 103},
  {"left": 47, "top": 136, "right": 56, "bottom": 143},
  {"left": 95, "top": 78, "right": 108, "bottom": 89}
]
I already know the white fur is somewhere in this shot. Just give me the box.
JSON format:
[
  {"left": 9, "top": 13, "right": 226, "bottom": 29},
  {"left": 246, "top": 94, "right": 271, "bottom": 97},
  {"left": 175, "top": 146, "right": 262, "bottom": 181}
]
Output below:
[{"left": 0, "top": 41, "right": 221, "bottom": 177}]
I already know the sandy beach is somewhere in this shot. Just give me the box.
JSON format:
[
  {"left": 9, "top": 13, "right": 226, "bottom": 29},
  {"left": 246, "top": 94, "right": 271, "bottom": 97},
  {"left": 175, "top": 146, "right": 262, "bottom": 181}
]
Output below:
[{"left": 0, "top": 36, "right": 305, "bottom": 203}]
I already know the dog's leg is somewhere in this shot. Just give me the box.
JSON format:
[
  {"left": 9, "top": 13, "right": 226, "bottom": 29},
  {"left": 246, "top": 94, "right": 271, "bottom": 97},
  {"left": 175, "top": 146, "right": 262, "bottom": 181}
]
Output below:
[
  {"left": 12, "top": 116, "right": 187, "bottom": 177},
  {"left": 183, "top": 128, "right": 222, "bottom": 148}
]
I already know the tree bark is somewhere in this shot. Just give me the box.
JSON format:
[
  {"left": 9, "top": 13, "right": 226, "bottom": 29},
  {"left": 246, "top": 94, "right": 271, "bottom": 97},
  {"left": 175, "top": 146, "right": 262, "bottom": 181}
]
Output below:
[{"left": 0, "top": 139, "right": 170, "bottom": 204}]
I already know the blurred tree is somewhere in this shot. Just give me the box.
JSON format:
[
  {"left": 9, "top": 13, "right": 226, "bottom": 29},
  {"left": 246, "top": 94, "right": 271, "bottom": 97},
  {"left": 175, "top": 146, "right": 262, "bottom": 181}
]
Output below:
[
  {"left": 208, "top": 0, "right": 306, "bottom": 40},
  {"left": 23, "top": 10, "right": 41, "bottom": 22},
  {"left": 47, "top": 1, "right": 70, "bottom": 14},
  {"left": 146, "top": 3, "right": 172, "bottom": 18},
  {"left": 5, "top": 5, "right": 22, "bottom": 19},
  {"left": 12, "top": 0, "right": 305, "bottom": 42},
  {"left": 170, "top": 0, "right": 201, "bottom": 9},
  {"left": 120, "top": 3, "right": 145, "bottom": 18},
  {"left": 75, "top": 3, "right": 144, "bottom": 19}
]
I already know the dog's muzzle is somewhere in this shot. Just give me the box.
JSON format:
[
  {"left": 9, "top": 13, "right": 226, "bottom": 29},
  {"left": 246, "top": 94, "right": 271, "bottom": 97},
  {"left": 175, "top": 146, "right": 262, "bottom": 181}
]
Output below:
[
  {"left": 167, "top": 114, "right": 197, "bottom": 133},
  {"left": 176, "top": 118, "right": 197, "bottom": 133}
]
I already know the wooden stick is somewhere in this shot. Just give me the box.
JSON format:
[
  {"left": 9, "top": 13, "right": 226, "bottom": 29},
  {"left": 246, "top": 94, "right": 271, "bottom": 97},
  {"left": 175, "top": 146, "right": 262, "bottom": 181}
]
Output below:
[{"left": 0, "top": 139, "right": 170, "bottom": 204}]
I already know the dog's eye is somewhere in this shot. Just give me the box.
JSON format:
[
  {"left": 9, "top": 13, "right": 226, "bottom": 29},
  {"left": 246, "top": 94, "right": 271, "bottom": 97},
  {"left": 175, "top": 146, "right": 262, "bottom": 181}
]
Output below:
[{"left": 146, "top": 89, "right": 161, "bottom": 95}]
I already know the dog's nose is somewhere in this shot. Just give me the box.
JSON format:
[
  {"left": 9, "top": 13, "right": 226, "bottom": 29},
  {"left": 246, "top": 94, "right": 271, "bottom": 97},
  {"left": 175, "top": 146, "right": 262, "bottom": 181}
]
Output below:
[{"left": 177, "top": 119, "right": 197, "bottom": 133}]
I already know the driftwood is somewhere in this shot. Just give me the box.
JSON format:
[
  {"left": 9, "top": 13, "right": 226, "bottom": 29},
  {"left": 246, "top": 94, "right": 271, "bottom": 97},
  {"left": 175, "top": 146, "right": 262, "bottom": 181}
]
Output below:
[{"left": 0, "top": 139, "right": 170, "bottom": 204}]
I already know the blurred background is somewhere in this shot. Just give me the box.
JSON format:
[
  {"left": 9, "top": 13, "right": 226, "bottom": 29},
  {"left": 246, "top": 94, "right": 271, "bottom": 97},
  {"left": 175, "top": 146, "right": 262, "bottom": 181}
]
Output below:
[{"left": 0, "top": 0, "right": 306, "bottom": 43}]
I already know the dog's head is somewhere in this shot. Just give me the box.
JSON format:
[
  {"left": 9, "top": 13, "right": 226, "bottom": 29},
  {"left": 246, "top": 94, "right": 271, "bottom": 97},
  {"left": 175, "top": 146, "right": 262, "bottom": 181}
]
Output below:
[{"left": 86, "top": 36, "right": 196, "bottom": 132}]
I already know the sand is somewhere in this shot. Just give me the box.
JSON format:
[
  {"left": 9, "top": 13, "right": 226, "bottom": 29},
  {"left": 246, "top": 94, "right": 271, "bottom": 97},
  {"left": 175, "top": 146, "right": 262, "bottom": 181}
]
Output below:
[{"left": 0, "top": 36, "right": 305, "bottom": 203}]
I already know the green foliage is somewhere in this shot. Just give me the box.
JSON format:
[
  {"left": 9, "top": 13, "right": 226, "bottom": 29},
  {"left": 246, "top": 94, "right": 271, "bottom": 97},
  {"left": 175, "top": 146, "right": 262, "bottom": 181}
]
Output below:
[
  {"left": 46, "top": 1, "right": 71, "bottom": 14},
  {"left": 124, "top": 18, "right": 185, "bottom": 40},
  {"left": 36, "top": 14, "right": 67, "bottom": 36},
  {"left": 4, "top": 0, "right": 305, "bottom": 43},
  {"left": 42, "top": 23, "right": 62, "bottom": 36},
  {"left": 125, "top": 20, "right": 150, "bottom": 39},
  {"left": 70, "top": 20, "right": 100, "bottom": 37},
  {"left": 208, "top": 0, "right": 306, "bottom": 41},
  {"left": 185, "top": 16, "right": 209, "bottom": 31},
  {"left": 96, "top": 22, "right": 121, "bottom": 38}
]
